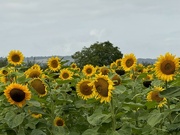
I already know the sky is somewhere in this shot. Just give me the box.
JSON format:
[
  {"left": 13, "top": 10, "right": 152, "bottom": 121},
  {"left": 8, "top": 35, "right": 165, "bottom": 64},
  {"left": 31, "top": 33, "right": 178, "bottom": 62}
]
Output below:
[{"left": 0, "top": 0, "right": 180, "bottom": 59}]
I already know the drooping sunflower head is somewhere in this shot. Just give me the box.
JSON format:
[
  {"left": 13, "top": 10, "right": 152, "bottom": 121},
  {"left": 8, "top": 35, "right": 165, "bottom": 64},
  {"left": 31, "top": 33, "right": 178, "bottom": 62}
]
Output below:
[
  {"left": 4, "top": 83, "right": 31, "bottom": 107},
  {"left": 25, "top": 68, "right": 42, "bottom": 78},
  {"left": 54, "top": 117, "right": 65, "bottom": 127},
  {"left": 154, "top": 52, "right": 179, "bottom": 82},
  {"left": 59, "top": 68, "right": 73, "bottom": 80},
  {"left": 100, "top": 66, "right": 109, "bottom": 75},
  {"left": 7, "top": 50, "right": 24, "bottom": 66},
  {"left": 111, "top": 74, "right": 121, "bottom": 86},
  {"left": 47, "top": 56, "right": 61, "bottom": 72},
  {"left": 121, "top": 53, "right": 137, "bottom": 71},
  {"left": 147, "top": 86, "right": 167, "bottom": 108},
  {"left": 76, "top": 79, "right": 95, "bottom": 100},
  {"left": 30, "top": 78, "right": 47, "bottom": 97},
  {"left": 89, "top": 74, "right": 114, "bottom": 103},
  {"left": 82, "top": 64, "right": 96, "bottom": 77}
]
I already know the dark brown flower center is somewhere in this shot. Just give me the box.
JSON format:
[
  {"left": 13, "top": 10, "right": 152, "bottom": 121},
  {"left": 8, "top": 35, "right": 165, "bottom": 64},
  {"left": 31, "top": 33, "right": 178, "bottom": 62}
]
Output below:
[
  {"left": 51, "top": 60, "right": 58, "bottom": 68},
  {"left": 31, "top": 79, "right": 46, "bottom": 95},
  {"left": 29, "top": 70, "right": 41, "bottom": 78},
  {"left": 80, "top": 81, "right": 93, "bottom": 95},
  {"left": 160, "top": 60, "right": 175, "bottom": 75},
  {"left": 111, "top": 74, "right": 121, "bottom": 86},
  {"left": 2, "top": 70, "right": 8, "bottom": 75},
  {"left": 62, "top": 72, "right": 69, "bottom": 79},
  {"left": 86, "top": 68, "right": 92, "bottom": 74},
  {"left": 95, "top": 78, "right": 109, "bottom": 97},
  {"left": 151, "top": 91, "right": 163, "bottom": 102},
  {"left": 101, "top": 68, "right": 109, "bottom": 75},
  {"left": 10, "top": 88, "right": 25, "bottom": 102},
  {"left": 125, "top": 59, "right": 134, "bottom": 68},
  {"left": 56, "top": 119, "right": 64, "bottom": 126},
  {"left": 12, "top": 54, "right": 20, "bottom": 62}
]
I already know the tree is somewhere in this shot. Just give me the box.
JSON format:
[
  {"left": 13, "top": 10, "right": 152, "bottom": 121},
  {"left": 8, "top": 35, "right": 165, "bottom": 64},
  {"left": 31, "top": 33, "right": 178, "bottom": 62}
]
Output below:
[{"left": 71, "top": 41, "right": 123, "bottom": 68}]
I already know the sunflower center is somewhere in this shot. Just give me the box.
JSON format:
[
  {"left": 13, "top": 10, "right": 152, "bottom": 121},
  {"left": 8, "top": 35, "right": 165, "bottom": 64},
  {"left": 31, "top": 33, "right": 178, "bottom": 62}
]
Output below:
[
  {"left": 151, "top": 91, "right": 163, "bottom": 102},
  {"left": 62, "top": 73, "right": 69, "bottom": 79},
  {"left": 95, "top": 78, "right": 109, "bottom": 97},
  {"left": 31, "top": 79, "right": 46, "bottom": 95},
  {"left": 56, "top": 119, "right": 64, "bottom": 126},
  {"left": 86, "top": 68, "right": 92, "bottom": 74},
  {"left": 80, "top": 82, "right": 93, "bottom": 95},
  {"left": 12, "top": 54, "right": 20, "bottom": 62},
  {"left": 160, "top": 60, "right": 175, "bottom": 75},
  {"left": 72, "top": 64, "right": 76, "bottom": 68},
  {"left": 125, "top": 59, "right": 134, "bottom": 68},
  {"left": 10, "top": 88, "right": 25, "bottom": 102},
  {"left": 111, "top": 75, "right": 121, "bottom": 86},
  {"left": 29, "top": 70, "right": 41, "bottom": 78},
  {"left": 51, "top": 60, "right": 58, "bottom": 68},
  {"left": 101, "top": 68, "right": 109, "bottom": 75},
  {"left": 2, "top": 70, "right": 8, "bottom": 75}
]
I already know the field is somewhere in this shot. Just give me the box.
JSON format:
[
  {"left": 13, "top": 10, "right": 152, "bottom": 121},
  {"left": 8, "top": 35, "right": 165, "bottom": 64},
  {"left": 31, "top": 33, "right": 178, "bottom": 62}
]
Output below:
[{"left": 0, "top": 50, "right": 180, "bottom": 135}]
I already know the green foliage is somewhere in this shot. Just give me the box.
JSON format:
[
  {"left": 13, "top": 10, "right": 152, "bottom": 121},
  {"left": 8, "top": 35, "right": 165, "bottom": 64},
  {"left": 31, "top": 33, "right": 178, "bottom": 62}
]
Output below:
[
  {"left": 71, "top": 41, "right": 123, "bottom": 68},
  {"left": 0, "top": 57, "right": 8, "bottom": 67}
]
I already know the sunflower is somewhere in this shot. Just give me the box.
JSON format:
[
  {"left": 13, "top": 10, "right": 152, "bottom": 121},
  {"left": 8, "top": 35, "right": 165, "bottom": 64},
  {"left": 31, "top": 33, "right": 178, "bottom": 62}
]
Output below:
[
  {"left": 100, "top": 66, "right": 109, "bottom": 75},
  {"left": 143, "top": 74, "right": 153, "bottom": 88},
  {"left": 54, "top": 117, "right": 65, "bottom": 127},
  {"left": 30, "top": 78, "right": 47, "bottom": 97},
  {"left": 82, "top": 64, "right": 96, "bottom": 77},
  {"left": 7, "top": 50, "right": 24, "bottom": 66},
  {"left": 59, "top": 68, "right": 73, "bottom": 80},
  {"left": 31, "top": 113, "right": 42, "bottom": 119},
  {"left": 89, "top": 74, "right": 114, "bottom": 103},
  {"left": 25, "top": 68, "right": 42, "bottom": 78},
  {"left": 31, "top": 64, "right": 41, "bottom": 70},
  {"left": 147, "top": 86, "right": 167, "bottom": 108},
  {"left": 154, "top": 52, "right": 179, "bottom": 82},
  {"left": 110, "top": 62, "right": 117, "bottom": 69},
  {"left": 111, "top": 74, "right": 121, "bottom": 86},
  {"left": 47, "top": 56, "right": 61, "bottom": 72},
  {"left": 70, "top": 62, "right": 77, "bottom": 69},
  {"left": 121, "top": 53, "right": 137, "bottom": 71},
  {"left": 76, "top": 79, "right": 95, "bottom": 100},
  {"left": 116, "top": 58, "right": 122, "bottom": 67},
  {"left": 4, "top": 83, "right": 31, "bottom": 107}
]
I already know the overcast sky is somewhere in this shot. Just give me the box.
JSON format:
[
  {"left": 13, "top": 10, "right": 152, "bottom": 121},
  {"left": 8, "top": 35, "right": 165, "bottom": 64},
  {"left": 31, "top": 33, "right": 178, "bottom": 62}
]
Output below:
[{"left": 0, "top": 0, "right": 180, "bottom": 58}]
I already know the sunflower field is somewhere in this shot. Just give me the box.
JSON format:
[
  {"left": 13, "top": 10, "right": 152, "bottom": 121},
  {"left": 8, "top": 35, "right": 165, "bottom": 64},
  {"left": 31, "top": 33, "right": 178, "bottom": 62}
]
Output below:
[{"left": 0, "top": 50, "right": 180, "bottom": 135}]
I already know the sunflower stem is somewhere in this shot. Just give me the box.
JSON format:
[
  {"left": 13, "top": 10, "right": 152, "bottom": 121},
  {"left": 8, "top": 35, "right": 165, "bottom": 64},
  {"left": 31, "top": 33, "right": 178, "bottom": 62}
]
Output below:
[
  {"left": 110, "top": 98, "right": 116, "bottom": 132},
  {"left": 165, "top": 81, "right": 173, "bottom": 124}
]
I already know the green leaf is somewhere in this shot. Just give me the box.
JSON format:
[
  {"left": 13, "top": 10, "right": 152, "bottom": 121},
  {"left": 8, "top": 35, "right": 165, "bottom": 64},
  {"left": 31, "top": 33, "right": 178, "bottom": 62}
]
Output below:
[
  {"left": 6, "top": 113, "right": 25, "bottom": 128},
  {"left": 30, "top": 129, "right": 46, "bottom": 135},
  {"left": 123, "top": 102, "right": 144, "bottom": 109},
  {"left": 145, "top": 101, "right": 157, "bottom": 109},
  {"left": 4, "top": 111, "right": 16, "bottom": 122},
  {"left": 159, "top": 86, "right": 180, "bottom": 98},
  {"left": 52, "top": 126, "right": 65, "bottom": 135},
  {"left": 82, "top": 127, "right": 99, "bottom": 135},
  {"left": 147, "top": 112, "right": 163, "bottom": 127},
  {"left": 87, "top": 109, "right": 111, "bottom": 126},
  {"left": 113, "top": 85, "right": 126, "bottom": 95}
]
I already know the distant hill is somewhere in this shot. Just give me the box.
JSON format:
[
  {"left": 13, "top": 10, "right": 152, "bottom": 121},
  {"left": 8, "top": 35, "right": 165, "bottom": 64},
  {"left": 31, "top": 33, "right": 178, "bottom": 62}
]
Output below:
[
  {"left": 24, "top": 56, "right": 74, "bottom": 64},
  {"left": 25, "top": 56, "right": 156, "bottom": 65},
  {"left": 137, "top": 58, "right": 156, "bottom": 64}
]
